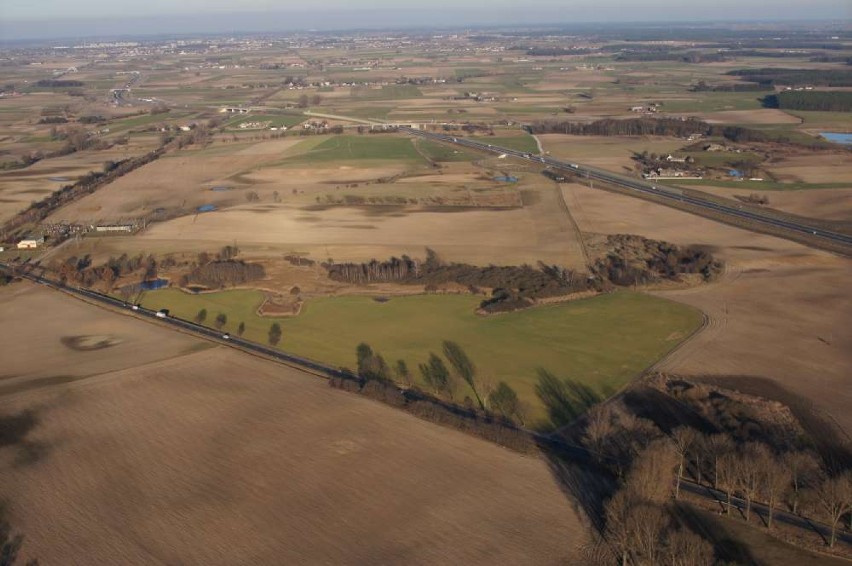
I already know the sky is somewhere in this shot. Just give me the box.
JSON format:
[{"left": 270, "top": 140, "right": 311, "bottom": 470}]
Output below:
[{"left": 1, "top": 0, "right": 850, "bottom": 40}]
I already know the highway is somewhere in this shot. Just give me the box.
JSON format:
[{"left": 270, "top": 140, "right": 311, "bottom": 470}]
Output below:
[{"left": 399, "top": 127, "right": 852, "bottom": 249}]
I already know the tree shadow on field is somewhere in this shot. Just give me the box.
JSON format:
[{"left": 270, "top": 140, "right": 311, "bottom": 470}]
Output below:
[
  {"left": 537, "top": 440, "right": 618, "bottom": 534},
  {"left": 0, "top": 409, "right": 48, "bottom": 468},
  {"left": 1, "top": 500, "right": 36, "bottom": 566},
  {"left": 672, "top": 501, "right": 761, "bottom": 565},
  {"left": 534, "top": 369, "right": 610, "bottom": 431}
]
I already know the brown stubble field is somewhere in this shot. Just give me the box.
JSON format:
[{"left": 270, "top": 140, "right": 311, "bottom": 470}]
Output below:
[
  {"left": 561, "top": 181, "right": 852, "bottom": 436},
  {"left": 0, "top": 283, "right": 587, "bottom": 565}
]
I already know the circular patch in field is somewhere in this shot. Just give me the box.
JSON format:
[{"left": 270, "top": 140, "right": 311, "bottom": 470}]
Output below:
[{"left": 60, "top": 335, "right": 122, "bottom": 351}]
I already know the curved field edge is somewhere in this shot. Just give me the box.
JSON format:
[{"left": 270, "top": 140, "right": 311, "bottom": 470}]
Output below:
[{"left": 139, "top": 289, "right": 704, "bottom": 422}]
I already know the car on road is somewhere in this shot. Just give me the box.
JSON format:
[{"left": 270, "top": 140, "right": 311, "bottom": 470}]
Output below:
[
  {"left": 155, "top": 309, "right": 169, "bottom": 318},
  {"left": 222, "top": 333, "right": 230, "bottom": 340}
]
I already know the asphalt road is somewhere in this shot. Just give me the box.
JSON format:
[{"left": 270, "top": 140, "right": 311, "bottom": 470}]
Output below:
[
  {"left": 681, "top": 479, "right": 852, "bottom": 547},
  {"left": 399, "top": 127, "right": 852, "bottom": 249}
]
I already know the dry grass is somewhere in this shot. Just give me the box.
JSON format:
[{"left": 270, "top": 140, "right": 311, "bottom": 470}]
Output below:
[
  {"left": 0, "top": 283, "right": 586, "bottom": 565},
  {"left": 134, "top": 182, "right": 587, "bottom": 268},
  {"left": 561, "top": 182, "right": 852, "bottom": 435},
  {"left": 697, "top": 186, "right": 852, "bottom": 222}
]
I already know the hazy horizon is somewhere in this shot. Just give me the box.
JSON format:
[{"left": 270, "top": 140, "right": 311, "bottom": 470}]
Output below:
[{"left": 2, "top": 1, "right": 850, "bottom": 42}]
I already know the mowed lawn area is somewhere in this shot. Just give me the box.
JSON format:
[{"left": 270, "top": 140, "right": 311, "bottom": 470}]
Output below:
[{"left": 140, "top": 290, "right": 702, "bottom": 424}]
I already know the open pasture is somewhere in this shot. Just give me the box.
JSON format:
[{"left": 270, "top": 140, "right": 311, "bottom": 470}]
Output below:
[{"left": 139, "top": 290, "right": 702, "bottom": 425}]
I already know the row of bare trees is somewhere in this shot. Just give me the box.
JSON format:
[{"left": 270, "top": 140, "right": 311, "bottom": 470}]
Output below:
[{"left": 580, "top": 398, "right": 852, "bottom": 563}]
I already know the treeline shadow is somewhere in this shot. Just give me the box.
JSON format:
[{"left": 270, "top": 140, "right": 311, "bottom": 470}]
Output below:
[
  {"left": 672, "top": 502, "right": 761, "bottom": 565},
  {"left": 537, "top": 439, "right": 618, "bottom": 533},
  {"left": 534, "top": 369, "right": 612, "bottom": 431},
  {"left": 0, "top": 409, "right": 48, "bottom": 468}
]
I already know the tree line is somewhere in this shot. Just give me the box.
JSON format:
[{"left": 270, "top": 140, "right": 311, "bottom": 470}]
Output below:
[
  {"left": 726, "top": 68, "right": 852, "bottom": 87},
  {"left": 569, "top": 375, "right": 852, "bottom": 564},
  {"left": 763, "top": 91, "right": 852, "bottom": 112},
  {"left": 326, "top": 241, "right": 722, "bottom": 312},
  {"left": 527, "top": 116, "right": 835, "bottom": 149}
]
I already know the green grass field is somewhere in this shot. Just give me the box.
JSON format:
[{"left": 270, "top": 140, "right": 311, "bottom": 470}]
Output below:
[
  {"left": 416, "top": 139, "right": 480, "bottom": 162},
  {"left": 283, "top": 134, "right": 426, "bottom": 163},
  {"left": 139, "top": 289, "right": 702, "bottom": 425},
  {"left": 351, "top": 84, "right": 422, "bottom": 100}
]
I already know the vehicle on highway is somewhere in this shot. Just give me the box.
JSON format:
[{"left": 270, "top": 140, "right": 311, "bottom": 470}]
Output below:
[
  {"left": 222, "top": 333, "right": 230, "bottom": 340},
  {"left": 155, "top": 309, "right": 169, "bottom": 318}
]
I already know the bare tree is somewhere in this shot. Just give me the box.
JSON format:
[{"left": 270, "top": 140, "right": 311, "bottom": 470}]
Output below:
[
  {"left": 663, "top": 528, "right": 714, "bottom": 566},
  {"left": 194, "top": 308, "right": 208, "bottom": 324},
  {"left": 717, "top": 451, "right": 739, "bottom": 515},
  {"left": 704, "top": 433, "right": 733, "bottom": 489},
  {"left": 759, "top": 451, "right": 790, "bottom": 530},
  {"left": 627, "top": 438, "right": 678, "bottom": 504},
  {"left": 584, "top": 403, "right": 615, "bottom": 464},
  {"left": 214, "top": 313, "right": 227, "bottom": 330},
  {"left": 735, "top": 443, "right": 766, "bottom": 522},
  {"left": 237, "top": 321, "right": 246, "bottom": 337},
  {"left": 784, "top": 450, "right": 820, "bottom": 515},
  {"left": 631, "top": 502, "right": 670, "bottom": 566},
  {"left": 671, "top": 427, "right": 697, "bottom": 499},
  {"left": 604, "top": 489, "right": 636, "bottom": 566},
  {"left": 810, "top": 471, "right": 852, "bottom": 548}
]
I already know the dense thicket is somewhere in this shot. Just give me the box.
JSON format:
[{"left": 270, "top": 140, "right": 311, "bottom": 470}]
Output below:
[
  {"left": 326, "top": 238, "right": 722, "bottom": 311},
  {"left": 527, "top": 117, "right": 709, "bottom": 137},
  {"left": 594, "top": 235, "right": 722, "bottom": 286},
  {"left": 763, "top": 91, "right": 852, "bottom": 112},
  {"left": 34, "top": 79, "right": 83, "bottom": 88},
  {"left": 528, "top": 117, "right": 833, "bottom": 148},
  {"left": 179, "top": 260, "right": 265, "bottom": 289},
  {"left": 691, "top": 80, "right": 770, "bottom": 92},
  {"left": 325, "top": 249, "right": 594, "bottom": 305},
  {"left": 727, "top": 68, "right": 852, "bottom": 87}
]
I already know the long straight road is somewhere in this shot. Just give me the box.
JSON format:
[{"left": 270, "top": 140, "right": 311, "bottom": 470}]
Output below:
[{"left": 400, "top": 127, "right": 852, "bottom": 252}]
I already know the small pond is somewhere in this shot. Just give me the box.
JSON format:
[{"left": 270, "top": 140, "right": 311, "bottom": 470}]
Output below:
[{"left": 820, "top": 132, "right": 852, "bottom": 145}]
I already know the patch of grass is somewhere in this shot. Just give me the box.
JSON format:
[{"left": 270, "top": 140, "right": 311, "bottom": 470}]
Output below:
[
  {"left": 685, "top": 151, "right": 763, "bottom": 168},
  {"left": 139, "top": 290, "right": 702, "bottom": 423},
  {"left": 351, "top": 84, "right": 422, "bottom": 100},
  {"left": 282, "top": 134, "right": 426, "bottom": 163},
  {"left": 416, "top": 139, "right": 479, "bottom": 162}
]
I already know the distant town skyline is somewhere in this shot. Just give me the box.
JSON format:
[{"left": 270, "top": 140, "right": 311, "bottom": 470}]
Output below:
[{"left": 1, "top": 1, "right": 849, "bottom": 41}]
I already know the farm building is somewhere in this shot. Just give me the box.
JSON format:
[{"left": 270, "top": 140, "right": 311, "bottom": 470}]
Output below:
[
  {"left": 95, "top": 225, "right": 134, "bottom": 233},
  {"left": 17, "top": 236, "right": 45, "bottom": 249}
]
